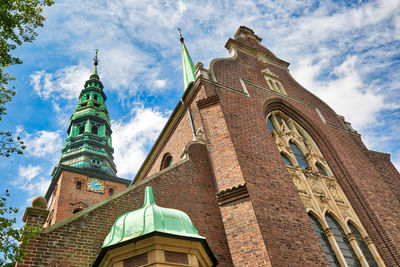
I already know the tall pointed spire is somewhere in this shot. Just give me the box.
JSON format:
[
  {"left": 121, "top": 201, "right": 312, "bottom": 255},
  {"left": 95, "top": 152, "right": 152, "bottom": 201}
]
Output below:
[
  {"left": 178, "top": 28, "right": 196, "bottom": 90},
  {"left": 60, "top": 50, "right": 117, "bottom": 176}
]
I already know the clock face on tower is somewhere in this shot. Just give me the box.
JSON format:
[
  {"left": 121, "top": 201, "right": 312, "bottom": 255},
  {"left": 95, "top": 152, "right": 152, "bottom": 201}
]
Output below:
[{"left": 87, "top": 178, "right": 105, "bottom": 193}]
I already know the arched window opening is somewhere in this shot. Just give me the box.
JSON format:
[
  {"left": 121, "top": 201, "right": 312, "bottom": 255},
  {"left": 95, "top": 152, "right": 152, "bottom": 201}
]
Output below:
[
  {"left": 316, "top": 163, "right": 328, "bottom": 176},
  {"left": 348, "top": 223, "right": 378, "bottom": 267},
  {"left": 160, "top": 153, "right": 173, "bottom": 170},
  {"left": 267, "top": 116, "right": 275, "bottom": 133},
  {"left": 73, "top": 208, "right": 83, "bottom": 214},
  {"left": 326, "top": 214, "right": 361, "bottom": 267},
  {"left": 94, "top": 94, "right": 98, "bottom": 100},
  {"left": 79, "top": 125, "right": 85, "bottom": 135},
  {"left": 76, "top": 181, "right": 81, "bottom": 190},
  {"left": 108, "top": 188, "right": 114, "bottom": 196},
  {"left": 281, "top": 153, "right": 293, "bottom": 166},
  {"left": 308, "top": 214, "right": 340, "bottom": 266},
  {"left": 290, "top": 142, "right": 308, "bottom": 169},
  {"left": 92, "top": 125, "right": 98, "bottom": 135}
]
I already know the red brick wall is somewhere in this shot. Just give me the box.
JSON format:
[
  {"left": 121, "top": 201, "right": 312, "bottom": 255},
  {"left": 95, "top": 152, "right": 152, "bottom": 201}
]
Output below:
[
  {"left": 210, "top": 41, "right": 400, "bottom": 265},
  {"left": 47, "top": 170, "right": 128, "bottom": 226},
  {"left": 18, "top": 143, "right": 232, "bottom": 266}
]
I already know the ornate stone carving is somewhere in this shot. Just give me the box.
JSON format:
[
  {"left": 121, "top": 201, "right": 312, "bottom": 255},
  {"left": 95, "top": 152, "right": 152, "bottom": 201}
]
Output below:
[
  {"left": 261, "top": 67, "right": 279, "bottom": 79},
  {"left": 300, "top": 196, "right": 312, "bottom": 209},
  {"left": 326, "top": 181, "right": 344, "bottom": 203},
  {"left": 324, "top": 228, "right": 333, "bottom": 237},
  {"left": 339, "top": 207, "right": 352, "bottom": 220},
  {"left": 292, "top": 176, "right": 306, "bottom": 193},
  {"left": 306, "top": 173, "right": 324, "bottom": 195}
]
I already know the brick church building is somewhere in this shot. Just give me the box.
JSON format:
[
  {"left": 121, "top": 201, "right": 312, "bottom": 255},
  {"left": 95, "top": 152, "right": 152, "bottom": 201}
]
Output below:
[{"left": 19, "top": 26, "right": 399, "bottom": 266}]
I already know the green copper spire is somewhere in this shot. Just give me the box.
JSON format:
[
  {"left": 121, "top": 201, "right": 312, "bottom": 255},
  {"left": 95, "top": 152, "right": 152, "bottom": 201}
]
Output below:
[
  {"left": 102, "top": 186, "right": 203, "bottom": 248},
  {"left": 178, "top": 28, "right": 196, "bottom": 90},
  {"left": 59, "top": 51, "right": 117, "bottom": 176}
]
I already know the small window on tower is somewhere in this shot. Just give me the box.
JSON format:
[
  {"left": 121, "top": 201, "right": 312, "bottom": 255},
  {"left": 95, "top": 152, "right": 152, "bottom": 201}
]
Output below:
[
  {"left": 108, "top": 188, "right": 114, "bottom": 196},
  {"left": 79, "top": 125, "right": 84, "bottom": 135},
  {"left": 73, "top": 208, "right": 83, "bottom": 214},
  {"left": 92, "top": 125, "right": 98, "bottom": 135},
  {"left": 94, "top": 94, "right": 98, "bottom": 100},
  {"left": 76, "top": 181, "right": 81, "bottom": 189}
]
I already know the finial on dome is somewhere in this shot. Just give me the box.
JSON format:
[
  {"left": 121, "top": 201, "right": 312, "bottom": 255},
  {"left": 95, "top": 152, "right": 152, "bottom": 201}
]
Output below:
[{"left": 142, "top": 186, "right": 156, "bottom": 207}]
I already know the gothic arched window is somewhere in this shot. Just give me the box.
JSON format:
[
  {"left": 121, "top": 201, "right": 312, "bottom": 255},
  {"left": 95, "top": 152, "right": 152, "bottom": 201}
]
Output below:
[
  {"left": 326, "top": 214, "right": 361, "bottom": 267},
  {"left": 289, "top": 142, "right": 308, "bottom": 169},
  {"left": 348, "top": 223, "right": 378, "bottom": 267},
  {"left": 308, "top": 213, "right": 340, "bottom": 266},
  {"left": 316, "top": 163, "right": 328, "bottom": 176},
  {"left": 281, "top": 153, "right": 293, "bottom": 166},
  {"left": 266, "top": 110, "right": 382, "bottom": 265},
  {"left": 267, "top": 116, "right": 275, "bottom": 132}
]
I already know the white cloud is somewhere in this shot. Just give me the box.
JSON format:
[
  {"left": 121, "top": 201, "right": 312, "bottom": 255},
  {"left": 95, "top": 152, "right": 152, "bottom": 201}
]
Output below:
[
  {"left": 13, "top": 165, "right": 50, "bottom": 196},
  {"left": 154, "top": 79, "right": 167, "bottom": 89},
  {"left": 16, "top": 127, "right": 63, "bottom": 159},
  {"left": 17, "top": 164, "right": 42, "bottom": 182},
  {"left": 30, "top": 65, "right": 91, "bottom": 100},
  {"left": 112, "top": 106, "right": 169, "bottom": 178},
  {"left": 25, "top": 0, "right": 400, "bottom": 176},
  {"left": 291, "top": 56, "right": 386, "bottom": 129}
]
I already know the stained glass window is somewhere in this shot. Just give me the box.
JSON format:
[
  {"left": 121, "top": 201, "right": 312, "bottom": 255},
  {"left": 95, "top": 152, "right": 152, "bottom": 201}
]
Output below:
[
  {"left": 267, "top": 116, "right": 274, "bottom": 133},
  {"left": 348, "top": 223, "right": 378, "bottom": 267},
  {"left": 309, "top": 214, "right": 340, "bottom": 266},
  {"left": 326, "top": 214, "right": 361, "bottom": 267},
  {"left": 281, "top": 153, "right": 293, "bottom": 166},
  {"left": 290, "top": 142, "right": 309, "bottom": 169},
  {"left": 317, "top": 163, "right": 328, "bottom": 176}
]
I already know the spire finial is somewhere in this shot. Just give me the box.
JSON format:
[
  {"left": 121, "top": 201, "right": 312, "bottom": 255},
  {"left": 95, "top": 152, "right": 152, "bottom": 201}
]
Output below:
[
  {"left": 177, "top": 27, "right": 184, "bottom": 43},
  {"left": 142, "top": 186, "right": 156, "bottom": 207},
  {"left": 93, "top": 49, "right": 99, "bottom": 75}
]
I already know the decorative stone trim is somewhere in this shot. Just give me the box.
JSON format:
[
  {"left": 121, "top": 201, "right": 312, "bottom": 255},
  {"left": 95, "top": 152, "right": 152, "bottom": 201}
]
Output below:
[
  {"left": 217, "top": 183, "right": 249, "bottom": 206},
  {"left": 347, "top": 233, "right": 356, "bottom": 242},
  {"left": 324, "top": 228, "right": 333, "bottom": 237},
  {"left": 197, "top": 95, "right": 220, "bottom": 109},
  {"left": 364, "top": 236, "right": 373, "bottom": 246}
]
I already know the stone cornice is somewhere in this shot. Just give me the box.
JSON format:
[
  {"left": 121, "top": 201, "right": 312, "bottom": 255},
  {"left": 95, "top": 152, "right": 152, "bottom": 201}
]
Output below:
[
  {"left": 216, "top": 183, "right": 249, "bottom": 206},
  {"left": 225, "top": 38, "right": 290, "bottom": 69},
  {"left": 197, "top": 95, "right": 220, "bottom": 109}
]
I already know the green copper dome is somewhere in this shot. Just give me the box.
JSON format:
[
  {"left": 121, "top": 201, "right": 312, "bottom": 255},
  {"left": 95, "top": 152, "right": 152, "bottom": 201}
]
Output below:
[{"left": 102, "top": 186, "right": 204, "bottom": 248}]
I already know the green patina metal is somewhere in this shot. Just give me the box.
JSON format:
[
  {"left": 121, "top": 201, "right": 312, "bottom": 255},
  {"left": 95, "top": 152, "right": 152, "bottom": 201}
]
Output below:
[
  {"left": 102, "top": 186, "right": 203, "bottom": 248},
  {"left": 60, "top": 53, "right": 117, "bottom": 176},
  {"left": 179, "top": 29, "right": 196, "bottom": 90}
]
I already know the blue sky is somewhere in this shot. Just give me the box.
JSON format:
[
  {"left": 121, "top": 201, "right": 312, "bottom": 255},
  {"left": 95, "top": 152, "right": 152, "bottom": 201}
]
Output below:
[{"left": 1, "top": 0, "right": 399, "bottom": 225}]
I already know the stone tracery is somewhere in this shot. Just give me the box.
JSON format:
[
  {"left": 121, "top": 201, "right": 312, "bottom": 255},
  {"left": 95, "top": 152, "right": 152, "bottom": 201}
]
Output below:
[{"left": 266, "top": 110, "right": 383, "bottom": 266}]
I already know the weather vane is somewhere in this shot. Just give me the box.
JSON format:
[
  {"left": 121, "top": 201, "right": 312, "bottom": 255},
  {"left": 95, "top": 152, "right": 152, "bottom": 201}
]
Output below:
[
  {"left": 177, "top": 27, "right": 184, "bottom": 43},
  {"left": 94, "top": 49, "right": 99, "bottom": 66}
]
